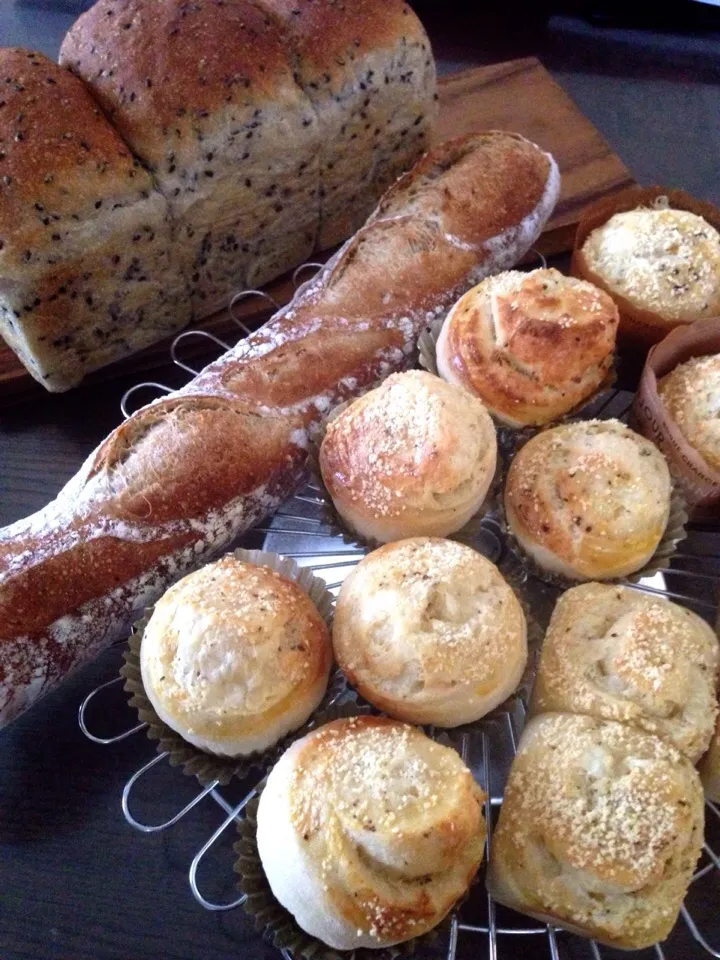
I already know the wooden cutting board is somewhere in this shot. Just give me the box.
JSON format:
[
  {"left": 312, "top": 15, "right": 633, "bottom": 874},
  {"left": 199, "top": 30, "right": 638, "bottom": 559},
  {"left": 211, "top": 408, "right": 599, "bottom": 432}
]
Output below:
[{"left": 0, "top": 56, "right": 633, "bottom": 403}]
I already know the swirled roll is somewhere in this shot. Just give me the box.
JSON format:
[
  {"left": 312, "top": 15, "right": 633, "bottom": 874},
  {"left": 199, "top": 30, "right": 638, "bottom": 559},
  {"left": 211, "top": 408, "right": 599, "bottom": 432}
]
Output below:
[
  {"left": 437, "top": 268, "right": 618, "bottom": 427},
  {"left": 504, "top": 419, "right": 671, "bottom": 580},
  {"left": 256, "top": 716, "right": 486, "bottom": 949}
]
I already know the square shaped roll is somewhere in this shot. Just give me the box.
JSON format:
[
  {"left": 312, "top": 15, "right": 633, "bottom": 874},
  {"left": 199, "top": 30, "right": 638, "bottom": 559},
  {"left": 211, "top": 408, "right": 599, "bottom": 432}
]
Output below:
[
  {"left": 0, "top": 49, "right": 191, "bottom": 391},
  {"left": 487, "top": 713, "right": 704, "bottom": 950}
]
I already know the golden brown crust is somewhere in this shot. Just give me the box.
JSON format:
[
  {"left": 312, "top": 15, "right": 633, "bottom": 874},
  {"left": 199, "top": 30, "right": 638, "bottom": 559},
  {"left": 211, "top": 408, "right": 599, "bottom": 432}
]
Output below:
[
  {"left": 0, "top": 47, "right": 148, "bottom": 257},
  {"left": 140, "top": 556, "right": 331, "bottom": 753},
  {"left": 258, "top": 716, "right": 486, "bottom": 948},
  {"left": 487, "top": 713, "right": 705, "bottom": 950},
  {"left": 0, "top": 397, "right": 304, "bottom": 639},
  {"left": 437, "top": 268, "right": 618, "bottom": 426},
  {"left": 319, "top": 371, "right": 497, "bottom": 542},
  {"left": 60, "top": 0, "right": 292, "bottom": 168},
  {"left": 700, "top": 714, "right": 720, "bottom": 803},
  {"left": 530, "top": 582, "right": 719, "bottom": 762},
  {"left": 504, "top": 419, "right": 671, "bottom": 580},
  {"left": 572, "top": 185, "right": 720, "bottom": 347}
]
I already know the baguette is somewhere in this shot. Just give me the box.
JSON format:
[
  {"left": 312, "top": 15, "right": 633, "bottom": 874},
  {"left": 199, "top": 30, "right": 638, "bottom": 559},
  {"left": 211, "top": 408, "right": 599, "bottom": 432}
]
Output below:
[{"left": 0, "top": 131, "right": 560, "bottom": 728}]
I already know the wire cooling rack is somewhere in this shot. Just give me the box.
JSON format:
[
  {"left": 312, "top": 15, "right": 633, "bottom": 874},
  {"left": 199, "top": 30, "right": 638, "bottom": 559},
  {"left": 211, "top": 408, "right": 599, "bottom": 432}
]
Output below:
[{"left": 79, "top": 267, "right": 720, "bottom": 960}]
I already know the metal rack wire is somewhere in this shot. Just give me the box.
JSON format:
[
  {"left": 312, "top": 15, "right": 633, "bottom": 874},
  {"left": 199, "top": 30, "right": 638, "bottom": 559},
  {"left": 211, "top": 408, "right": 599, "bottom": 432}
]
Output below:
[{"left": 79, "top": 267, "right": 720, "bottom": 960}]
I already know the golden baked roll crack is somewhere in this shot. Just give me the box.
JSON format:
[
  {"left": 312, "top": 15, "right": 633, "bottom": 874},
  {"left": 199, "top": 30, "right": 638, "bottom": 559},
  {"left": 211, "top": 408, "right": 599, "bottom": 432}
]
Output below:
[
  {"left": 530, "top": 583, "right": 719, "bottom": 762},
  {"left": 487, "top": 713, "right": 704, "bottom": 950},
  {"left": 319, "top": 370, "right": 497, "bottom": 543},
  {"left": 139, "top": 556, "right": 332, "bottom": 756},
  {"left": 658, "top": 353, "right": 720, "bottom": 472},
  {"left": 256, "top": 716, "right": 486, "bottom": 950},
  {"left": 504, "top": 419, "right": 672, "bottom": 580},
  {"left": 333, "top": 538, "right": 527, "bottom": 726},
  {"left": 436, "top": 268, "right": 618, "bottom": 427}
]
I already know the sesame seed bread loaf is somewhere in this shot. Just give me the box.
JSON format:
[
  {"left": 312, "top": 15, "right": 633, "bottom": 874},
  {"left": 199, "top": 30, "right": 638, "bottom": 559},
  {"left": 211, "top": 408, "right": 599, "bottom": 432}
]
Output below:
[
  {"left": 319, "top": 370, "right": 498, "bottom": 542},
  {"left": 256, "top": 0, "right": 436, "bottom": 249},
  {"left": 530, "top": 583, "right": 719, "bottom": 762},
  {"left": 487, "top": 713, "right": 705, "bottom": 950},
  {"left": 658, "top": 353, "right": 720, "bottom": 472},
  {"left": 140, "top": 556, "right": 331, "bottom": 756},
  {"left": 60, "top": 0, "right": 436, "bottom": 315},
  {"left": 333, "top": 538, "right": 527, "bottom": 726},
  {"left": 0, "top": 130, "right": 559, "bottom": 729},
  {"left": 504, "top": 419, "right": 672, "bottom": 581},
  {"left": 256, "top": 716, "right": 486, "bottom": 949},
  {"left": 436, "top": 268, "right": 619, "bottom": 427},
  {"left": 60, "top": 0, "right": 322, "bottom": 315},
  {"left": 0, "top": 49, "right": 191, "bottom": 391}
]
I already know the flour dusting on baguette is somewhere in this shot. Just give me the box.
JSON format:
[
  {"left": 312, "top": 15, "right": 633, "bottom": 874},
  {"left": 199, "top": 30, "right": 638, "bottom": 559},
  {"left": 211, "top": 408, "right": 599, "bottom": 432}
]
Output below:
[{"left": 0, "top": 131, "right": 559, "bottom": 727}]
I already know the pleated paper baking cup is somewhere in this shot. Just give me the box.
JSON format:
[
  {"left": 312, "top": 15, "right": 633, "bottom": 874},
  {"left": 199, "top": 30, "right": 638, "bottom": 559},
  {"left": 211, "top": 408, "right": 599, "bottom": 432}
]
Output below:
[
  {"left": 497, "top": 469, "right": 689, "bottom": 593},
  {"left": 418, "top": 313, "right": 618, "bottom": 432},
  {"left": 120, "top": 549, "right": 352, "bottom": 787},
  {"left": 631, "top": 317, "right": 720, "bottom": 516},
  {"left": 234, "top": 765, "right": 451, "bottom": 960}
]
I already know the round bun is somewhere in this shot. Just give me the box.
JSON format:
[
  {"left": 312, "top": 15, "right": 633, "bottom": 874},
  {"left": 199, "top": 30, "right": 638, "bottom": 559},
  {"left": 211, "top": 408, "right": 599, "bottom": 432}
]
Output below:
[
  {"left": 256, "top": 716, "right": 486, "bottom": 950},
  {"left": 139, "top": 556, "right": 332, "bottom": 757},
  {"left": 576, "top": 206, "right": 720, "bottom": 342},
  {"left": 658, "top": 353, "right": 720, "bottom": 471},
  {"left": 487, "top": 713, "right": 704, "bottom": 950},
  {"left": 700, "top": 716, "right": 720, "bottom": 803},
  {"left": 531, "top": 582, "right": 719, "bottom": 762},
  {"left": 319, "top": 370, "right": 497, "bottom": 543},
  {"left": 436, "top": 268, "right": 618, "bottom": 427},
  {"left": 333, "top": 538, "right": 527, "bottom": 726},
  {"left": 504, "top": 418, "right": 672, "bottom": 580}
]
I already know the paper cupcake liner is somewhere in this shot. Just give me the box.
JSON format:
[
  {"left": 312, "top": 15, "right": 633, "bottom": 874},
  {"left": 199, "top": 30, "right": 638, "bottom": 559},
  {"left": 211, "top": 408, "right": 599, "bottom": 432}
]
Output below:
[
  {"left": 497, "top": 466, "right": 689, "bottom": 593},
  {"left": 417, "top": 313, "right": 618, "bottom": 433},
  {"left": 120, "top": 548, "right": 354, "bottom": 787},
  {"left": 234, "top": 734, "right": 457, "bottom": 960},
  {"left": 630, "top": 317, "right": 720, "bottom": 516}
]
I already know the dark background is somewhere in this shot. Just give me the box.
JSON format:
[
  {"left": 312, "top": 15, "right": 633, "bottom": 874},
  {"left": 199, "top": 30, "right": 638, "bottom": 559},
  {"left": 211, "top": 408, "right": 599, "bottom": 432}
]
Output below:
[{"left": 1, "top": 3, "right": 720, "bottom": 960}]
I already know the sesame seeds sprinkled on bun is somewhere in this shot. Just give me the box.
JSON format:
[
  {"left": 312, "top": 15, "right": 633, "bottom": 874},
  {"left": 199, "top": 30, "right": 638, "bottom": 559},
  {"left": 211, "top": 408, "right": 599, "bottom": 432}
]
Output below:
[
  {"left": 319, "top": 370, "right": 497, "bottom": 543},
  {"left": 256, "top": 716, "right": 486, "bottom": 950}
]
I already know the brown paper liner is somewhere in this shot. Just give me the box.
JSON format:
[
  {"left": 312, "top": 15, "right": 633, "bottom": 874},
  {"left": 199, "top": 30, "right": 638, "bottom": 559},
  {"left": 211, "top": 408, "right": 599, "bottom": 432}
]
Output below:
[
  {"left": 418, "top": 314, "right": 618, "bottom": 431},
  {"left": 498, "top": 460, "right": 688, "bottom": 592},
  {"left": 630, "top": 317, "right": 720, "bottom": 515},
  {"left": 571, "top": 185, "right": 720, "bottom": 349},
  {"left": 233, "top": 725, "right": 458, "bottom": 960},
  {"left": 120, "top": 549, "right": 352, "bottom": 787}
]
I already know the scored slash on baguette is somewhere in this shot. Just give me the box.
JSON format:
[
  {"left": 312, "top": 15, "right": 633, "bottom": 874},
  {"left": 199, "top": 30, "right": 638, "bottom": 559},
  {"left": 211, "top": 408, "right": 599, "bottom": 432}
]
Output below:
[{"left": 0, "top": 130, "right": 560, "bottom": 729}]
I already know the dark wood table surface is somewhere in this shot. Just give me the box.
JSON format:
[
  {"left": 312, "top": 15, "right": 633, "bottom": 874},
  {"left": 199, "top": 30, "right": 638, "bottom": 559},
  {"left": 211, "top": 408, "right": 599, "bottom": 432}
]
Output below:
[{"left": 2, "top": 5, "right": 720, "bottom": 960}]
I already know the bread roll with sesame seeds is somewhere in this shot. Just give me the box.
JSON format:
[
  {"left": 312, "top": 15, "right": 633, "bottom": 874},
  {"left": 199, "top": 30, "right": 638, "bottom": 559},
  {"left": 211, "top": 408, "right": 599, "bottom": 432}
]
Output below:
[
  {"left": 139, "top": 555, "right": 332, "bottom": 756},
  {"left": 573, "top": 205, "right": 720, "bottom": 345},
  {"left": 530, "top": 583, "right": 719, "bottom": 762},
  {"left": 436, "top": 268, "right": 618, "bottom": 427},
  {"left": 504, "top": 419, "right": 672, "bottom": 581},
  {"left": 487, "top": 713, "right": 705, "bottom": 950},
  {"left": 333, "top": 538, "right": 527, "bottom": 726},
  {"left": 699, "top": 715, "right": 720, "bottom": 803},
  {"left": 319, "top": 370, "right": 498, "bottom": 543},
  {"left": 256, "top": 716, "right": 486, "bottom": 950},
  {"left": 658, "top": 352, "right": 720, "bottom": 473}
]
